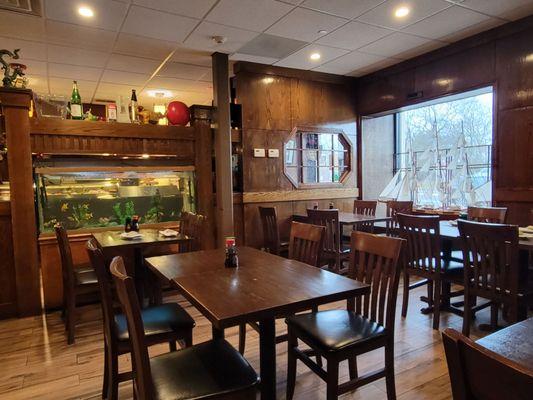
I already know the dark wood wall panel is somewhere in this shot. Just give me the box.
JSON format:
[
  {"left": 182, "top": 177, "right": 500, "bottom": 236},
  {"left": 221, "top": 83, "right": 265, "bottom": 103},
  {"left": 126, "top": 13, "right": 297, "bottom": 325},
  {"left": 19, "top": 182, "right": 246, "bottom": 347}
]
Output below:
[
  {"left": 0, "top": 202, "right": 16, "bottom": 318},
  {"left": 356, "top": 16, "right": 533, "bottom": 224}
]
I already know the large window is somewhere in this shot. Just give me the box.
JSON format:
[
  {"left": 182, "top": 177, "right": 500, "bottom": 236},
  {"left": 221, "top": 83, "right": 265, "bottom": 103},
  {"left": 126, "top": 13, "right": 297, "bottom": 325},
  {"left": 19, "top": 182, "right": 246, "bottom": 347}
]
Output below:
[
  {"left": 284, "top": 127, "right": 351, "bottom": 188},
  {"left": 393, "top": 88, "right": 493, "bottom": 208}
]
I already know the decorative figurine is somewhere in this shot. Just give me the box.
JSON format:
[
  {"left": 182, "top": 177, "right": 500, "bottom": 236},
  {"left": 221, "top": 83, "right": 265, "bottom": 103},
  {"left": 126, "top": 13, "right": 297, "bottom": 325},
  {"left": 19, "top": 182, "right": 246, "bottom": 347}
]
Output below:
[{"left": 1, "top": 48, "right": 26, "bottom": 88}]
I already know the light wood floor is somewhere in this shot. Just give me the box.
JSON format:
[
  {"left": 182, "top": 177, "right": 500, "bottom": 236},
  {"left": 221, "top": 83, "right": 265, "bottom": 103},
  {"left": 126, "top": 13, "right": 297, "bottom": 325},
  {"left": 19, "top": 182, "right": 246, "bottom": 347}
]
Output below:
[{"left": 0, "top": 282, "right": 513, "bottom": 400}]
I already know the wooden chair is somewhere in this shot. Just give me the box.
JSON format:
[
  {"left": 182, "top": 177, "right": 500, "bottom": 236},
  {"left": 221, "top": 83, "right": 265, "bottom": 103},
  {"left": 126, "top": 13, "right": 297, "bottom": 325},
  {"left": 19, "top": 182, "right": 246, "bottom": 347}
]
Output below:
[
  {"left": 386, "top": 200, "right": 413, "bottom": 234},
  {"left": 397, "top": 214, "right": 464, "bottom": 330},
  {"left": 180, "top": 212, "right": 206, "bottom": 252},
  {"left": 286, "top": 231, "right": 404, "bottom": 400},
  {"left": 442, "top": 328, "right": 533, "bottom": 400},
  {"left": 55, "top": 223, "right": 99, "bottom": 344},
  {"left": 86, "top": 239, "right": 195, "bottom": 400},
  {"left": 109, "top": 256, "right": 259, "bottom": 400},
  {"left": 307, "top": 208, "right": 349, "bottom": 273},
  {"left": 467, "top": 206, "right": 507, "bottom": 223},
  {"left": 259, "top": 206, "right": 288, "bottom": 256},
  {"left": 458, "top": 220, "right": 526, "bottom": 336},
  {"left": 353, "top": 200, "right": 377, "bottom": 233},
  {"left": 238, "top": 221, "right": 325, "bottom": 355}
]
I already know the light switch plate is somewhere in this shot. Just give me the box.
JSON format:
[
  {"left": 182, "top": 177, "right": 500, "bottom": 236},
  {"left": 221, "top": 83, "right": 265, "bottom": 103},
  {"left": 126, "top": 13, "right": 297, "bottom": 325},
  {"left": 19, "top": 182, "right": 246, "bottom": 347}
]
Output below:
[
  {"left": 254, "top": 148, "right": 266, "bottom": 157},
  {"left": 268, "top": 149, "right": 279, "bottom": 158}
]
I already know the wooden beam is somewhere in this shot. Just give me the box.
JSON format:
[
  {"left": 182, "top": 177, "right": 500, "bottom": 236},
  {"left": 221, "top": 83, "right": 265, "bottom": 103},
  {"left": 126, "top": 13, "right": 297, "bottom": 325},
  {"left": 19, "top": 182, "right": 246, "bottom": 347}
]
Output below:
[
  {"left": 212, "top": 52, "right": 234, "bottom": 246},
  {"left": 242, "top": 188, "right": 359, "bottom": 204},
  {"left": 0, "top": 88, "right": 41, "bottom": 316}
]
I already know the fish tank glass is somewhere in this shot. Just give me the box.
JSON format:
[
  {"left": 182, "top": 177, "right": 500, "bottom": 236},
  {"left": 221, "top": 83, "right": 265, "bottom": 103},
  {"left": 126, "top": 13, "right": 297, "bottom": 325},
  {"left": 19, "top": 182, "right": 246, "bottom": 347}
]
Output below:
[{"left": 35, "top": 167, "right": 196, "bottom": 232}]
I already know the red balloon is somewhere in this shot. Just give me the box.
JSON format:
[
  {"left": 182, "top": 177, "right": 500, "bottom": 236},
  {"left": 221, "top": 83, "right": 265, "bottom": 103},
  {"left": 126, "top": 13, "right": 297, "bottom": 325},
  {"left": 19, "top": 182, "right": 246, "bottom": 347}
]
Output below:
[{"left": 166, "top": 101, "right": 190, "bottom": 126}]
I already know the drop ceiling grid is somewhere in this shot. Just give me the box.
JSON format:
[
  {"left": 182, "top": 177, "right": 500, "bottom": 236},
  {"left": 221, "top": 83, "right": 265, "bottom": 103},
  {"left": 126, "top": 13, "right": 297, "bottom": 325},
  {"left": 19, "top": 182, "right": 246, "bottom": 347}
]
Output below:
[{"left": 0, "top": 0, "right": 530, "bottom": 104}]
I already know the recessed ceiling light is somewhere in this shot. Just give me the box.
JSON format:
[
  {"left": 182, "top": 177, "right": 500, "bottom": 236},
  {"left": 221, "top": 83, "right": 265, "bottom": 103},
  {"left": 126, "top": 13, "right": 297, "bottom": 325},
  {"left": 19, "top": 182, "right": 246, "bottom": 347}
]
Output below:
[
  {"left": 145, "top": 89, "right": 173, "bottom": 98},
  {"left": 310, "top": 53, "right": 321, "bottom": 61},
  {"left": 78, "top": 6, "right": 94, "bottom": 17},
  {"left": 394, "top": 6, "right": 410, "bottom": 18}
]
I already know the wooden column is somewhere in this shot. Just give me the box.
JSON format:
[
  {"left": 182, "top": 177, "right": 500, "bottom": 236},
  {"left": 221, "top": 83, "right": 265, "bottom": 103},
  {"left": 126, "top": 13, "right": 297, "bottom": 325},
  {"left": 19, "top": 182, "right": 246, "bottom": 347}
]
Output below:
[
  {"left": 0, "top": 88, "right": 41, "bottom": 316},
  {"left": 191, "top": 106, "right": 216, "bottom": 249},
  {"left": 211, "top": 52, "right": 234, "bottom": 247}
]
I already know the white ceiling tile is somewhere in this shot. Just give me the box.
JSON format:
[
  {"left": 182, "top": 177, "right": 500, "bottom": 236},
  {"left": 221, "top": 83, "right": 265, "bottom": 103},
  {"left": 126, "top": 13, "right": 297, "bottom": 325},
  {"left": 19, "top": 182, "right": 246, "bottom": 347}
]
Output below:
[
  {"left": 169, "top": 46, "right": 212, "bottom": 67},
  {"left": 47, "top": 45, "right": 109, "bottom": 68},
  {"left": 49, "top": 78, "right": 97, "bottom": 99},
  {"left": 275, "top": 44, "right": 349, "bottom": 69},
  {"left": 440, "top": 17, "right": 505, "bottom": 43},
  {"left": 101, "top": 70, "right": 150, "bottom": 86},
  {"left": 147, "top": 77, "right": 212, "bottom": 93},
  {"left": 266, "top": 7, "right": 348, "bottom": 42},
  {"left": 184, "top": 21, "right": 259, "bottom": 53},
  {"left": 347, "top": 57, "right": 401, "bottom": 76},
  {"left": 107, "top": 54, "right": 161, "bottom": 74},
  {"left": 49, "top": 63, "right": 102, "bottom": 81},
  {"left": 19, "top": 59, "right": 48, "bottom": 76},
  {"left": 26, "top": 75, "right": 49, "bottom": 95},
  {"left": 0, "top": 37, "right": 47, "bottom": 61},
  {"left": 316, "top": 21, "right": 393, "bottom": 50},
  {"left": 357, "top": 0, "right": 451, "bottom": 29},
  {"left": 230, "top": 53, "right": 280, "bottom": 65},
  {"left": 157, "top": 62, "right": 210, "bottom": 80},
  {"left": 94, "top": 82, "right": 141, "bottom": 100},
  {"left": 121, "top": 5, "right": 199, "bottom": 42},
  {"left": 302, "top": 0, "right": 386, "bottom": 19},
  {"left": 113, "top": 33, "right": 175, "bottom": 60},
  {"left": 313, "top": 51, "right": 389, "bottom": 74},
  {"left": 0, "top": 10, "right": 45, "bottom": 41},
  {"left": 404, "top": 6, "right": 492, "bottom": 40},
  {"left": 452, "top": 0, "right": 533, "bottom": 19},
  {"left": 358, "top": 32, "right": 436, "bottom": 58},
  {"left": 44, "top": 0, "right": 128, "bottom": 31},
  {"left": 45, "top": 20, "right": 117, "bottom": 52},
  {"left": 132, "top": 0, "right": 217, "bottom": 19},
  {"left": 205, "top": 0, "right": 293, "bottom": 32}
]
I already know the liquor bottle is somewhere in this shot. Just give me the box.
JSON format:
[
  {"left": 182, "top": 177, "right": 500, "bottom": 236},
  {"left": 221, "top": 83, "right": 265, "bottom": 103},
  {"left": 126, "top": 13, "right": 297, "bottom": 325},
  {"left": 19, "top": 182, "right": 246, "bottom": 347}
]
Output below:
[
  {"left": 129, "top": 89, "right": 138, "bottom": 123},
  {"left": 70, "top": 81, "right": 83, "bottom": 120}
]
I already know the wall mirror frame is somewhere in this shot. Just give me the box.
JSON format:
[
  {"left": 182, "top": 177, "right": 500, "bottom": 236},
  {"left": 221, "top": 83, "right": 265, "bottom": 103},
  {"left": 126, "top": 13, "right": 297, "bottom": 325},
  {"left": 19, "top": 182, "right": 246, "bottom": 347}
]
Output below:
[{"left": 283, "top": 126, "right": 352, "bottom": 189}]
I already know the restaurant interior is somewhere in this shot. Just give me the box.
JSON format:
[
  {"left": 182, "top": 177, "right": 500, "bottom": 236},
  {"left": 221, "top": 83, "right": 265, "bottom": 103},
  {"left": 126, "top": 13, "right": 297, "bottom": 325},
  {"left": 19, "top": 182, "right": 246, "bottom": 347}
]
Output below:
[{"left": 0, "top": 0, "right": 532, "bottom": 399}]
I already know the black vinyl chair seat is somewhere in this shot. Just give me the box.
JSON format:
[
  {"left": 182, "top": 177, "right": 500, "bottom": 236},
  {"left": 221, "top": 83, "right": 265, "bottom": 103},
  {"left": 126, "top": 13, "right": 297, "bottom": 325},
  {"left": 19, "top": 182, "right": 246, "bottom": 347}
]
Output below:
[
  {"left": 114, "top": 303, "right": 195, "bottom": 342},
  {"left": 150, "top": 339, "right": 259, "bottom": 400},
  {"left": 74, "top": 268, "right": 98, "bottom": 286},
  {"left": 442, "top": 260, "right": 464, "bottom": 275},
  {"left": 286, "top": 310, "right": 386, "bottom": 353}
]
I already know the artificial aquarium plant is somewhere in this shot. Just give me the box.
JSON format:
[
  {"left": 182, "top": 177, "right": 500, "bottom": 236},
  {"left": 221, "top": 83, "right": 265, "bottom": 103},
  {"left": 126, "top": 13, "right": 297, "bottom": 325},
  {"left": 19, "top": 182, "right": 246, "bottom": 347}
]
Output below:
[
  {"left": 112, "top": 200, "right": 136, "bottom": 225},
  {"left": 144, "top": 189, "right": 165, "bottom": 223},
  {"left": 67, "top": 203, "right": 93, "bottom": 228}
]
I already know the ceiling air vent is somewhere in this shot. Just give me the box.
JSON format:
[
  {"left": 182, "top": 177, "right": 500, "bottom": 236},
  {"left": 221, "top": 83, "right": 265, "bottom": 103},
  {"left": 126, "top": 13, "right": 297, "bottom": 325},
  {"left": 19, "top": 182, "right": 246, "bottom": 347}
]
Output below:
[{"left": 0, "top": 0, "right": 42, "bottom": 16}]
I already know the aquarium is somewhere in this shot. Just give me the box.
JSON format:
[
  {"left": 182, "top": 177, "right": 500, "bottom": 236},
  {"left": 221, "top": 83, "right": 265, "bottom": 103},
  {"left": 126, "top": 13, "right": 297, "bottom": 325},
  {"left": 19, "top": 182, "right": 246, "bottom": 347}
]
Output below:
[{"left": 35, "top": 167, "right": 196, "bottom": 232}]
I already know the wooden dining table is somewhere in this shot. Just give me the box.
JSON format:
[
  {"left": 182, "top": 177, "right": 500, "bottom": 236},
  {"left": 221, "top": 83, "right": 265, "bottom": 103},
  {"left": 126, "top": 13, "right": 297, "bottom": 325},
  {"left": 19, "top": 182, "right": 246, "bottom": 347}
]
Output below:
[
  {"left": 146, "top": 246, "right": 370, "bottom": 400},
  {"left": 92, "top": 228, "right": 192, "bottom": 304},
  {"left": 476, "top": 317, "right": 533, "bottom": 370},
  {"left": 293, "top": 211, "right": 391, "bottom": 226}
]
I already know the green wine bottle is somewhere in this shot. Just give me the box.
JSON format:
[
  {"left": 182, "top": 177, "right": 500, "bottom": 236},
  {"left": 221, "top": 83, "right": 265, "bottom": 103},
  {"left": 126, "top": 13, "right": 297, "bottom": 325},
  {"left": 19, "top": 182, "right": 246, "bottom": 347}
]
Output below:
[{"left": 70, "top": 80, "right": 83, "bottom": 120}]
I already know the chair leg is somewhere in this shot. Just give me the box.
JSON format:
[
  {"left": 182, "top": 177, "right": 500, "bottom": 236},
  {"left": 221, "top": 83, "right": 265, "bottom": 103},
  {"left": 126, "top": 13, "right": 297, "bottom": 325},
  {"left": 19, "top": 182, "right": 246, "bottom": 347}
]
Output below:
[
  {"left": 310, "top": 305, "right": 322, "bottom": 367},
  {"left": 67, "top": 294, "right": 76, "bottom": 345},
  {"left": 348, "top": 357, "right": 358, "bottom": 380},
  {"left": 432, "top": 279, "right": 441, "bottom": 330},
  {"left": 238, "top": 323, "right": 246, "bottom": 355},
  {"left": 462, "top": 294, "right": 472, "bottom": 337},
  {"left": 102, "top": 342, "right": 109, "bottom": 399},
  {"left": 169, "top": 341, "right": 177, "bottom": 352},
  {"left": 385, "top": 341, "right": 396, "bottom": 400},
  {"left": 326, "top": 359, "right": 339, "bottom": 400},
  {"left": 490, "top": 303, "right": 499, "bottom": 330},
  {"left": 286, "top": 330, "right": 298, "bottom": 400},
  {"left": 107, "top": 346, "right": 119, "bottom": 400},
  {"left": 184, "top": 330, "right": 193, "bottom": 347},
  {"left": 401, "top": 271, "right": 409, "bottom": 317}
]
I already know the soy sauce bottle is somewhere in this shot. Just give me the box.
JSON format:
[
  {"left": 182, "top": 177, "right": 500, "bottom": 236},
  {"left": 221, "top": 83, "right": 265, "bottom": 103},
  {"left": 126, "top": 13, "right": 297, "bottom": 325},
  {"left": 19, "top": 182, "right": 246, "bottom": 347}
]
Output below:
[
  {"left": 313, "top": 202, "right": 319, "bottom": 210},
  {"left": 124, "top": 217, "right": 132, "bottom": 232},
  {"left": 329, "top": 202, "right": 335, "bottom": 209},
  {"left": 224, "top": 237, "right": 238, "bottom": 268},
  {"left": 131, "top": 215, "right": 140, "bottom": 232}
]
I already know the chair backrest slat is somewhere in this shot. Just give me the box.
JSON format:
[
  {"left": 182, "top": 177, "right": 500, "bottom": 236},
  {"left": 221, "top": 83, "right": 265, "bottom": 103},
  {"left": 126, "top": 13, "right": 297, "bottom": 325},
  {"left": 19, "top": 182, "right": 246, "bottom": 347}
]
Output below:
[
  {"left": 180, "top": 212, "right": 206, "bottom": 251},
  {"left": 110, "top": 256, "right": 153, "bottom": 399},
  {"left": 55, "top": 223, "right": 76, "bottom": 293},
  {"left": 259, "top": 206, "right": 282, "bottom": 255},
  {"left": 442, "top": 328, "right": 533, "bottom": 400},
  {"left": 398, "top": 213, "right": 442, "bottom": 275},
  {"left": 353, "top": 200, "right": 377, "bottom": 232},
  {"left": 386, "top": 201, "right": 413, "bottom": 231},
  {"left": 288, "top": 222, "right": 325, "bottom": 268},
  {"left": 467, "top": 206, "right": 507, "bottom": 224},
  {"left": 349, "top": 232, "right": 403, "bottom": 328},
  {"left": 307, "top": 209, "right": 341, "bottom": 253}
]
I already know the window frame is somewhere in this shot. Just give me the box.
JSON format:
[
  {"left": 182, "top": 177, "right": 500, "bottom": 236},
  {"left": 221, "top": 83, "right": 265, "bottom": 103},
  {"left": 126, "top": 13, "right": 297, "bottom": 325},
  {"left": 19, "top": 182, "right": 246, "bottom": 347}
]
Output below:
[{"left": 283, "top": 126, "right": 352, "bottom": 189}]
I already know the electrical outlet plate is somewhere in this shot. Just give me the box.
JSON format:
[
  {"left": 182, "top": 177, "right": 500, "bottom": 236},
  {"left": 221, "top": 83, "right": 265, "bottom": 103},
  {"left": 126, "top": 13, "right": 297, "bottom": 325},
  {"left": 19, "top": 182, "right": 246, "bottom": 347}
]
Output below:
[
  {"left": 254, "top": 148, "right": 266, "bottom": 157},
  {"left": 268, "top": 149, "right": 279, "bottom": 158}
]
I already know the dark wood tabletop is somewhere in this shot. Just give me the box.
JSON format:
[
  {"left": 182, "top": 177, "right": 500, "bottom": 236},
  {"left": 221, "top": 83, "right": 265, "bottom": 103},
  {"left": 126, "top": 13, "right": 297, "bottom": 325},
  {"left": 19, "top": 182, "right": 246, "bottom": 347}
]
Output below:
[
  {"left": 476, "top": 317, "right": 533, "bottom": 370},
  {"left": 92, "top": 228, "right": 191, "bottom": 249},
  {"left": 294, "top": 212, "right": 391, "bottom": 225},
  {"left": 147, "top": 246, "right": 370, "bottom": 328}
]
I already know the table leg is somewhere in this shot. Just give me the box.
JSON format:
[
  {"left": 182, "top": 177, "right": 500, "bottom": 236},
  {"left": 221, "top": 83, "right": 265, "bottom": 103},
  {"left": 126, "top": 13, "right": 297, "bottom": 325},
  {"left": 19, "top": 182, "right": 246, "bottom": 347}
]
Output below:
[
  {"left": 259, "top": 318, "right": 276, "bottom": 400},
  {"left": 212, "top": 325, "right": 225, "bottom": 340}
]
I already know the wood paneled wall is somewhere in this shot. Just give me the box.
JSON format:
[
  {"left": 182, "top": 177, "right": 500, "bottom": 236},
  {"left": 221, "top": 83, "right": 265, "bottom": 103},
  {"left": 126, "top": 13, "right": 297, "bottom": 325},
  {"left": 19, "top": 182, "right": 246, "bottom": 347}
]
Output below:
[
  {"left": 234, "top": 63, "right": 358, "bottom": 248},
  {"left": 356, "top": 15, "right": 533, "bottom": 224},
  {"left": 0, "top": 201, "right": 16, "bottom": 318}
]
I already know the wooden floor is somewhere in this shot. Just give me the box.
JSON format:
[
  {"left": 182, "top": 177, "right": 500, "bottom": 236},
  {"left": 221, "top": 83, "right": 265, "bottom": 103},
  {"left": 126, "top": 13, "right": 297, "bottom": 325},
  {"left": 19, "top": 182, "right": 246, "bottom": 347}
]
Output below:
[{"left": 0, "top": 281, "right": 520, "bottom": 400}]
